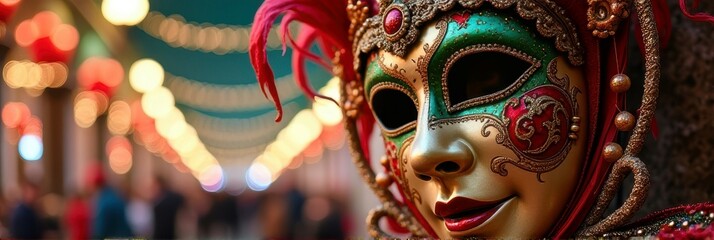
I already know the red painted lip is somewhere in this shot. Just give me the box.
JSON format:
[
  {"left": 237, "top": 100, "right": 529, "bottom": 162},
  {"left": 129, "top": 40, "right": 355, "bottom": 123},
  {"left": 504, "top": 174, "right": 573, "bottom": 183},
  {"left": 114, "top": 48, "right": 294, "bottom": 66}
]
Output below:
[{"left": 435, "top": 196, "right": 513, "bottom": 232}]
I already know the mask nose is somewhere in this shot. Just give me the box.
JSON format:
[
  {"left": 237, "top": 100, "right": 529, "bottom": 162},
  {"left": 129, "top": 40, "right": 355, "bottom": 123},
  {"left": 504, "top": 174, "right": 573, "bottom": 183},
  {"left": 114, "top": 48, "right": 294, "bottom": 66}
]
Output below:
[{"left": 408, "top": 126, "right": 474, "bottom": 181}]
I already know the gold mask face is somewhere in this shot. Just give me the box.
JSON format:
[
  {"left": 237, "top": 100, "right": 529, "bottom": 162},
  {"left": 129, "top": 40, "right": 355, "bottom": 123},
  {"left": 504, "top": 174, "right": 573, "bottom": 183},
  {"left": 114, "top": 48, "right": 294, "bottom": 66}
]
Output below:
[{"left": 364, "top": 8, "right": 588, "bottom": 238}]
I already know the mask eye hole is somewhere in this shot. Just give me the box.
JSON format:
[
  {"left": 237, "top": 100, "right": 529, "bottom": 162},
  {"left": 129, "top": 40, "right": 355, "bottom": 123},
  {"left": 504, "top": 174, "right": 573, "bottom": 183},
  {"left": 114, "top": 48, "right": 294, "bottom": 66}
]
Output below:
[
  {"left": 371, "top": 87, "right": 417, "bottom": 132},
  {"left": 445, "top": 49, "right": 536, "bottom": 111}
]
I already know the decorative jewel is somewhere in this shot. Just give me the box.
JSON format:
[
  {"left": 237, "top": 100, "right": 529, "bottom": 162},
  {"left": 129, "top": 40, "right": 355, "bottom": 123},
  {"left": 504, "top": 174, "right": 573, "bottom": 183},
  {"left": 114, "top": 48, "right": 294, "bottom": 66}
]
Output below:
[
  {"left": 587, "top": 0, "right": 630, "bottom": 38},
  {"left": 383, "top": 4, "right": 409, "bottom": 41},
  {"left": 615, "top": 111, "right": 636, "bottom": 131},
  {"left": 610, "top": 73, "right": 631, "bottom": 93},
  {"left": 603, "top": 142, "right": 623, "bottom": 162},
  {"left": 376, "top": 172, "right": 393, "bottom": 187}
]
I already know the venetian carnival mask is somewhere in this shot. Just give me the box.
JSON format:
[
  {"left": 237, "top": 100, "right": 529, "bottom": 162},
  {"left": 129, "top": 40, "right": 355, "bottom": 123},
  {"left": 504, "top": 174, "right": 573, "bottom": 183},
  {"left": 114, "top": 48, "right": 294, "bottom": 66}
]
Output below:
[
  {"left": 250, "top": 0, "right": 712, "bottom": 238},
  {"left": 363, "top": 7, "right": 588, "bottom": 237}
]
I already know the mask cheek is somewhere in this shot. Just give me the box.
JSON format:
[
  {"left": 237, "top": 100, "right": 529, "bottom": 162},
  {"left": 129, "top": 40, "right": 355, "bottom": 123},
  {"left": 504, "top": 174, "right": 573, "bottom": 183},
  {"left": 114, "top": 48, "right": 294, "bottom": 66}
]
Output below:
[{"left": 503, "top": 85, "right": 574, "bottom": 161}]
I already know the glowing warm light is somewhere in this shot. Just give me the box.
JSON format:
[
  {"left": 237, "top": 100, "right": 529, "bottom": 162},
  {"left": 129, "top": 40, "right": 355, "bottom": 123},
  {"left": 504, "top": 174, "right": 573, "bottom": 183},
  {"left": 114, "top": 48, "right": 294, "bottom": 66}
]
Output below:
[
  {"left": 108, "top": 101, "right": 132, "bottom": 135},
  {"left": 167, "top": 126, "right": 199, "bottom": 156},
  {"left": 47, "top": 62, "right": 68, "bottom": 88},
  {"left": 246, "top": 163, "right": 272, "bottom": 191},
  {"left": 141, "top": 86, "right": 174, "bottom": 119},
  {"left": 3, "top": 60, "right": 68, "bottom": 90},
  {"left": 4, "top": 60, "right": 28, "bottom": 88},
  {"left": 22, "top": 117, "right": 42, "bottom": 137},
  {"left": 77, "top": 57, "right": 124, "bottom": 93},
  {"left": 32, "top": 11, "right": 61, "bottom": 38},
  {"left": 129, "top": 59, "right": 164, "bottom": 93},
  {"left": 313, "top": 78, "right": 343, "bottom": 126},
  {"left": 155, "top": 108, "right": 187, "bottom": 140},
  {"left": 198, "top": 164, "right": 223, "bottom": 188},
  {"left": 15, "top": 20, "right": 38, "bottom": 47},
  {"left": 50, "top": 24, "right": 79, "bottom": 51},
  {"left": 303, "top": 139, "right": 324, "bottom": 159},
  {"left": 74, "top": 95, "right": 98, "bottom": 128},
  {"left": 0, "top": 0, "right": 22, "bottom": 6},
  {"left": 109, "top": 147, "right": 132, "bottom": 174},
  {"left": 106, "top": 136, "right": 132, "bottom": 174},
  {"left": 2, "top": 102, "right": 31, "bottom": 128},
  {"left": 101, "top": 0, "right": 150, "bottom": 26},
  {"left": 18, "top": 134, "right": 43, "bottom": 161}
]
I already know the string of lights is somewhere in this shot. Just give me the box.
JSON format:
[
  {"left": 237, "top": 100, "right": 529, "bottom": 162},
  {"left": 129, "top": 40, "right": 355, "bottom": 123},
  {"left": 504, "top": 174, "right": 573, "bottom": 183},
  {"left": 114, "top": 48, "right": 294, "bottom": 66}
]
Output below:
[
  {"left": 165, "top": 72, "right": 302, "bottom": 111},
  {"left": 137, "top": 11, "right": 286, "bottom": 55}
]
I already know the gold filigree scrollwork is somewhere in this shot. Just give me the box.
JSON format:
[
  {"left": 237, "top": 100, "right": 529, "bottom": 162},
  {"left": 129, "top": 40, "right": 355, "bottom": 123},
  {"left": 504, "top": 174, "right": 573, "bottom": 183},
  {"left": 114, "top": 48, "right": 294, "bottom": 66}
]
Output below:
[
  {"left": 587, "top": 0, "right": 631, "bottom": 38},
  {"left": 579, "top": 0, "right": 660, "bottom": 235},
  {"left": 353, "top": 0, "right": 583, "bottom": 67},
  {"left": 493, "top": 99, "right": 572, "bottom": 183},
  {"left": 377, "top": 53, "right": 410, "bottom": 85},
  {"left": 578, "top": 156, "right": 650, "bottom": 236},
  {"left": 395, "top": 137, "right": 422, "bottom": 204},
  {"left": 343, "top": 79, "right": 427, "bottom": 237},
  {"left": 512, "top": 95, "right": 566, "bottom": 155}
]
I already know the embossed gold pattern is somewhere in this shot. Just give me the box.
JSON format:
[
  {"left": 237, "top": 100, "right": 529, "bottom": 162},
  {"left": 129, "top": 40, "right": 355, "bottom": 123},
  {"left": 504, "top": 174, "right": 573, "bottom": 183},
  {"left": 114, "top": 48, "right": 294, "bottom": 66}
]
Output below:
[
  {"left": 352, "top": 0, "right": 584, "bottom": 66},
  {"left": 586, "top": 0, "right": 631, "bottom": 38},
  {"left": 579, "top": 0, "right": 661, "bottom": 236}
]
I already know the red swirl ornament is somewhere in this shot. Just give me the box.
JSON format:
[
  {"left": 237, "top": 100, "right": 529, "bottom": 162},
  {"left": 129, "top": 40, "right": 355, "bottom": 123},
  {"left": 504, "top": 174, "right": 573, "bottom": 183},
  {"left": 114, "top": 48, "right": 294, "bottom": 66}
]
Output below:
[{"left": 504, "top": 86, "right": 573, "bottom": 161}]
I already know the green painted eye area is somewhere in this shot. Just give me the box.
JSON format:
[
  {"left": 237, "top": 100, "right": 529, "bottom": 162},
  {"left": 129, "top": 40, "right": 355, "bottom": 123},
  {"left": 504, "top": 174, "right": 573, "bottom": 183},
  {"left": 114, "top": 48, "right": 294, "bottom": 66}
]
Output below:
[
  {"left": 445, "top": 50, "right": 533, "bottom": 109},
  {"left": 371, "top": 88, "right": 417, "bottom": 131}
]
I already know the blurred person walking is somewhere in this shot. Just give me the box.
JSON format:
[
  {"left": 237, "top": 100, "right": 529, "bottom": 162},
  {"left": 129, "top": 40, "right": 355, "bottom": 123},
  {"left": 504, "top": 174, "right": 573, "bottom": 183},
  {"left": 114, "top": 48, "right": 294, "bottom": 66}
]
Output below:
[
  {"left": 9, "top": 182, "right": 43, "bottom": 239},
  {"left": 152, "top": 176, "right": 184, "bottom": 239},
  {"left": 65, "top": 190, "right": 91, "bottom": 240},
  {"left": 87, "top": 163, "right": 134, "bottom": 238}
]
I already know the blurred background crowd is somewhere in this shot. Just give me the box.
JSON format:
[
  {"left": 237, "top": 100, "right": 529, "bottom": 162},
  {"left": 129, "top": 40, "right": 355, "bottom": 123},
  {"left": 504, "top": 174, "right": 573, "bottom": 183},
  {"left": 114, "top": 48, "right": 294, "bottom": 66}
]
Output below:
[{"left": 0, "top": 0, "right": 380, "bottom": 238}]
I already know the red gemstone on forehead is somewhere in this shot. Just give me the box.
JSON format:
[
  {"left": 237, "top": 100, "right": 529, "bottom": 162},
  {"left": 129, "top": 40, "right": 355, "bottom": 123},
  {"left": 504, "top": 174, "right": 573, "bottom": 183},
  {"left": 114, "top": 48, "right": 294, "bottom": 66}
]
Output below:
[{"left": 384, "top": 8, "right": 403, "bottom": 35}]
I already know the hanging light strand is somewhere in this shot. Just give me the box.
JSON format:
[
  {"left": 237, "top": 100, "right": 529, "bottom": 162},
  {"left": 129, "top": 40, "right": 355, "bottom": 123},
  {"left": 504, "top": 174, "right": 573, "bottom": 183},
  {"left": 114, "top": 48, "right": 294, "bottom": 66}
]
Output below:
[{"left": 137, "top": 11, "right": 290, "bottom": 55}]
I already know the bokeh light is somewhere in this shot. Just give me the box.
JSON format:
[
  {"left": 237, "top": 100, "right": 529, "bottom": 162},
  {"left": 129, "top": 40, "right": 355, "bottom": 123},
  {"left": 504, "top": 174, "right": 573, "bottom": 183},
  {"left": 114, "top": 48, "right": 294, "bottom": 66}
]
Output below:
[
  {"left": 198, "top": 164, "right": 224, "bottom": 192},
  {"left": 50, "top": 24, "right": 80, "bottom": 51},
  {"left": 246, "top": 163, "right": 272, "bottom": 191},
  {"left": 107, "top": 136, "right": 133, "bottom": 174},
  {"left": 74, "top": 92, "right": 100, "bottom": 128},
  {"left": 154, "top": 107, "right": 187, "bottom": 140},
  {"left": 15, "top": 19, "right": 38, "bottom": 47},
  {"left": 101, "top": 0, "right": 149, "bottom": 26},
  {"left": 2, "top": 102, "right": 31, "bottom": 128},
  {"left": 22, "top": 117, "right": 43, "bottom": 137},
  {"left": 32, "top": 11, "right": 61, "bottom": 38},
  {"left": 129, "top": 58, "right": 164, "bottom": 93},
  {"left": 312, "top": 78, "right": 343, "bottom": 126},
  {"left": 141, "top": 86, "right": 175, "bottom": 119},
  {"left": 108, "top": 101, "right": 132, "bottom": 135},
  {"left": 3, "top": 61, "right": 68, "bottom": 90},
  {"left": 77, "top": 57, "right": 124, "bottom": 94},
  {"left": 18, "top": 134, "right": 43, "bottom": 161}
]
